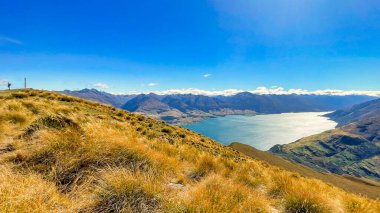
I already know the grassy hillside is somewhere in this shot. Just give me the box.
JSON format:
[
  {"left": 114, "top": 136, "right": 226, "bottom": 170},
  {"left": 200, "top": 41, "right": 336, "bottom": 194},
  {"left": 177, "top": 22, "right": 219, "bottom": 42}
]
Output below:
[
  {"left": 270, "top": 116, "right": 380, "bottom": 182},
  {"left": 230, "top": 142, "right": 380, "bottom": 200},
  {"left": 326, "top": 98, "right": 380, "bottom": 127},
  {"left": 0, "top": 89, "right": 379, "bottom": 212}
]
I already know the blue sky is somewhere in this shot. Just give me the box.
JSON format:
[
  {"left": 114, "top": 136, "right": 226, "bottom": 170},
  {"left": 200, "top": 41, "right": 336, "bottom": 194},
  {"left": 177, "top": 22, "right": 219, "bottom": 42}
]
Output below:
[{"left": 1, "top": 0, "right": 380, "bottom": 94}]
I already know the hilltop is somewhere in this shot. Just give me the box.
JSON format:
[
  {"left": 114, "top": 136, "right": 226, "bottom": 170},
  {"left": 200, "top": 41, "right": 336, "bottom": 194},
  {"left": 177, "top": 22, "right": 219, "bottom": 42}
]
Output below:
[{"left": 0, "top": 89, "right": 379, "bottom": 212}]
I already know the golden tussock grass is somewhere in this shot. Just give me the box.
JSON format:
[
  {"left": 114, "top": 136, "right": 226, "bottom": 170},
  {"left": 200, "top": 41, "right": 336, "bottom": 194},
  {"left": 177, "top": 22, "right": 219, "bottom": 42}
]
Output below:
[{"left": 0, "top": 89, "right": 379, "bottom": 212}]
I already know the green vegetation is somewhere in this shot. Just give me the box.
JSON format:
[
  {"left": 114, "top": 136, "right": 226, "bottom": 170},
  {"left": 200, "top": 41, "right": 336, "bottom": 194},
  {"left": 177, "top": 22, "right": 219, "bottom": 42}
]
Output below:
[
  {"left": 0, "top": 89, "right": 379, "bottom": 212},
  {"left": 269, "top": 117, "right": 380, "bottom": 182}
]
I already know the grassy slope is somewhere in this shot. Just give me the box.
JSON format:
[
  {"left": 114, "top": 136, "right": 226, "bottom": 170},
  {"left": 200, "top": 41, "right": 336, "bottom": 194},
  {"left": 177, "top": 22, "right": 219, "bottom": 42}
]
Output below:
[
  {"left": 230, "top": 142, "right": 380, "bottom": 200},
  {"left": 269, "top": 119, "right": 380, "bottom": 182},
  {"left": 0, "top": 89, "right": 379, "bottom": 213}
]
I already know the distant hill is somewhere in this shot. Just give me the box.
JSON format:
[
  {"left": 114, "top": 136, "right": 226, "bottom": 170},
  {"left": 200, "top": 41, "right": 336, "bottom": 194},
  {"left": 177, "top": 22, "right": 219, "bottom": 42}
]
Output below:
[
  {"left": 122, "top": 93, "right": 171, "bottom": 112},
  {"left": 326, "top": 98, "right": 380, "bottom": 126},
  {"left": 62, "top": 89, "right": 376, "bottom": 124},
  {"left": 121, "top": 94, "right": 186, "bottom": 122},
  {"left": 270, "top": 115, "right": 380, "bottom": 181},
  {"left": 60, "top": 89, "right": 135, "bottom": 107}
]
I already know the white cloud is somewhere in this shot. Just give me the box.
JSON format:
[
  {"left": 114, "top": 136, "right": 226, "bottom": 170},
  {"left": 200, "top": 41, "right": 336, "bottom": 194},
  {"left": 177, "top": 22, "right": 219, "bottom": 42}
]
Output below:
[
  {"left": 93, "top": 82, "right": 110, "bottom": 90},
  {"left": 0, "top": 36, "right": 22, "bottom": 45},
  {"left": 114, "top": 86, "right": 380, "bottom": 97},
  {"left": 0, "top": 79, "right": 8, "bottom": 85},
  {"left": 148, "top": 83, "right": 159, "bottom": 87},
  {"left": 203, "top": 74, "right": 212, "bottom": 78}
]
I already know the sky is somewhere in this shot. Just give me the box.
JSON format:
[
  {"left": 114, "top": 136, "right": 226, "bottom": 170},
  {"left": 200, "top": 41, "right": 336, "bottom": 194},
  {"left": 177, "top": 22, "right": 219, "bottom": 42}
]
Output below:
[{"left": 1, "top": 0, "right": 380, "bottom": 95}]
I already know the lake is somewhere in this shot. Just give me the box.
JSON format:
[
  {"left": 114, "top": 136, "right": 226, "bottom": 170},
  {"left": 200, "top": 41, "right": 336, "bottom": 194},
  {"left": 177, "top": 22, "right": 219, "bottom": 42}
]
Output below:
[{"left": 183, "top": 112, "right": 337, "bottom": 150}]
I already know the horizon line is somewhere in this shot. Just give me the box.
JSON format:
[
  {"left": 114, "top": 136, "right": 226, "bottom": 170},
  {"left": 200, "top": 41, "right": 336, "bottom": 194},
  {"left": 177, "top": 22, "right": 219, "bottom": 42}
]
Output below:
[{"left": 66, "top": 87, "right": 380, "bottom": 97}]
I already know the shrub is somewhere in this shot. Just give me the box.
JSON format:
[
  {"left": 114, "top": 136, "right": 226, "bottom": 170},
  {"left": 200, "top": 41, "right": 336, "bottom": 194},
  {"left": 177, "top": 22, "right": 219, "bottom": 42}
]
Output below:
[
  {"left": 161, "top": 128, "right": 172, "bottom": 134},
  {"left": 58, "top": 96, "right": 74, "bottom": 102},
  {"left": 116, "top": 111, "right": 124, "bottom": 117}
]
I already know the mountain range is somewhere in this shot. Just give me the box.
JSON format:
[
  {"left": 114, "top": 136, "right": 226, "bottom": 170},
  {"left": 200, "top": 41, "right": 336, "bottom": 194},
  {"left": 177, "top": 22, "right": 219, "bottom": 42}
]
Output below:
[
  {"left": 61, "top": 89, "right": 136, "bottom": 107},
  {"left": 60, "top": 89, "right": 375, "bottom": 124}
]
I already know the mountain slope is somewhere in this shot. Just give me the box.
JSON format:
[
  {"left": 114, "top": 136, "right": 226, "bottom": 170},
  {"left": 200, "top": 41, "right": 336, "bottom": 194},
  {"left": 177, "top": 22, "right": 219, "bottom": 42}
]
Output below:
[
  {"left": 121, "top": 94, "right": 186, "bottom": 123},
  {"left": 122, "top": 94, "right": 172, "bottom": 112},
  {"left": 230, "top": 142, "right": 380, "bottom": 199},
  {"left": 1, "top": 89, "right": 379, "bottom": 212},
  {"left": 60, "top": 89, "right": 135, "bottom": 107},
  {"left": 326, "top": 98, "right": 380, "bottom": 126},
  {"left": 270, "top": 116, "right": 380, "bottom": 181},
  {"left": 162, "top": 94, "right": 230, "bottom": 112}
]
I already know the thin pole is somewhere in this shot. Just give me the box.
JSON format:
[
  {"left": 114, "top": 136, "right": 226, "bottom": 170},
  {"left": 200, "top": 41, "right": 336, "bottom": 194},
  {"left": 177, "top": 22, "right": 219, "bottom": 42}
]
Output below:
[{"left": 24, "top": 78, "right": 26, "bottom": 89}]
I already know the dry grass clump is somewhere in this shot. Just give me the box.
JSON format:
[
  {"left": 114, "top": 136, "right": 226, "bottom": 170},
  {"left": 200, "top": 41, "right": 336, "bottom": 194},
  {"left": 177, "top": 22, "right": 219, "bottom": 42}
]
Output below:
[
  {"left": 190, "top": 154, "right": 220, "bottom": 181},
  {"left": 91, "top": 169, "right": 163, "bottom": 213},
  {"left": 268, "top": 173, "right": 336, "bottom": 212},
  {"left": 21, "top": 101, "right": 39, "bottom": 114},
  {"left": 179, "top": 174, "right": 269, "bottom": 213},
  {"left": 0, "top": 89, "right": 379, "bottom": 212},
  {"left": 22, "top": 115, "right": 80, "bottom": 138},
  {"left": 343, "top": 195, "right": 380, "bottom": 213},
  {"left": 1, "top": 112, "right": 27, "bottom": 125},
  {"left": 0, "top": 165, "right": 71, "bottom": 213},
  {"left": 14, "top": 127, "right": 152, "bottom": 192}
]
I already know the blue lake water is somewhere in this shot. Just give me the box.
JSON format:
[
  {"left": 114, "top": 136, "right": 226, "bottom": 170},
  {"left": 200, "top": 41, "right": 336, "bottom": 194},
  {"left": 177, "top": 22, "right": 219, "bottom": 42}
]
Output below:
[{"left": 183, "top": 112, "right": 337, "bottom": 150}]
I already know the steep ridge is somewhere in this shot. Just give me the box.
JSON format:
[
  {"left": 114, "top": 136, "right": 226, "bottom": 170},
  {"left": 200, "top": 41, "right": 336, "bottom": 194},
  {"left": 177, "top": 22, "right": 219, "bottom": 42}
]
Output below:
[
  {"left": 270, "top": 116, "right": 380, "bottom": 181},
  {"left": 326, "top": 98, "right": 380, "bottom": 127},
  {"left": 0, "top": 89, "right": 379, "bottom": 212}
]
